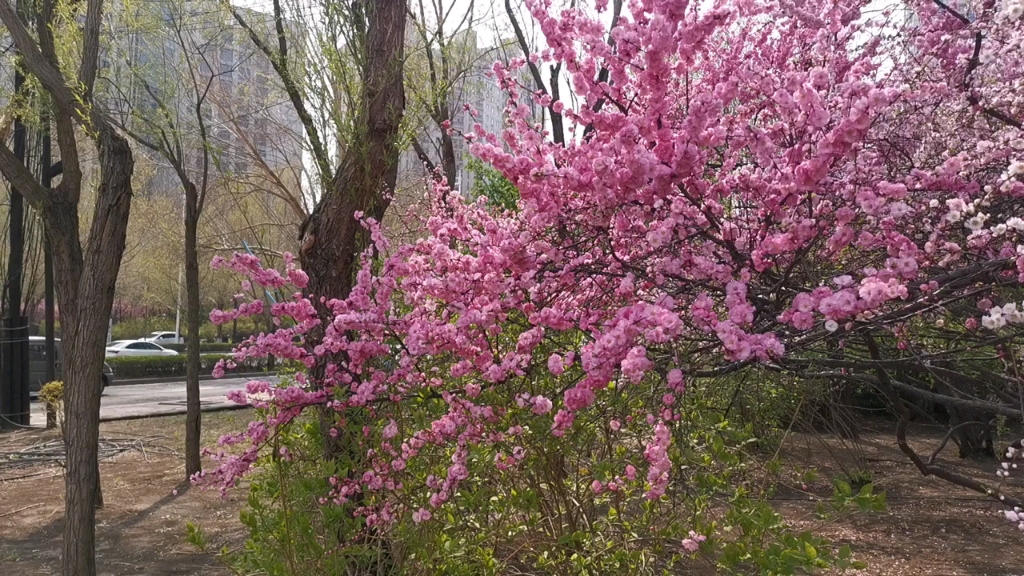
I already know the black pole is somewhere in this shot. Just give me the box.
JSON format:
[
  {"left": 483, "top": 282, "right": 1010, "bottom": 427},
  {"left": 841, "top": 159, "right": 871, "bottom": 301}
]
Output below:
[
  {"left": 0, "top": 61, "right": 30, "bottom": 429},
  {"left": 9, "top": 104, "right": 25, "bottom": 324},
  {"left": 43, "top": 116, "right": 55, "bottom": 384}
]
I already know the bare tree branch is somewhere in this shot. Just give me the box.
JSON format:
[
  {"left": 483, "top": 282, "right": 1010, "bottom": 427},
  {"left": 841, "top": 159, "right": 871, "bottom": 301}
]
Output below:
[{"left": 224, "top": 1, "right": 334, "bottom": 186}]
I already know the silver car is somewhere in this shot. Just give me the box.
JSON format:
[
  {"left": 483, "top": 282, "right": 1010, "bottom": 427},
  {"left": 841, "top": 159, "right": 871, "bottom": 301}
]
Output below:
[
  {"left": 142, "top": 331, "right": 182, "bottom": 345},
  {"left": 105, "top": 340, "right": 179, "bottom": 357},
  {"left": 29, "top": 336, "right": 115, "bottom": 394}
]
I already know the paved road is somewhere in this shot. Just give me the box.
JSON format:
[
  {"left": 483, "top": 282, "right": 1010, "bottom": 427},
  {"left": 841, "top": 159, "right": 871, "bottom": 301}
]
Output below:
[{"left": 28, "top": 376, "right": 279, "bottom": 425}]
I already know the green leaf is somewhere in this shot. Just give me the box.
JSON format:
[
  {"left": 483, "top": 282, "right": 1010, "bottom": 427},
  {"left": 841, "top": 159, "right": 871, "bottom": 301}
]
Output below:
[{"left": 834, "top": 479, "right": 852, "bottom": 497}]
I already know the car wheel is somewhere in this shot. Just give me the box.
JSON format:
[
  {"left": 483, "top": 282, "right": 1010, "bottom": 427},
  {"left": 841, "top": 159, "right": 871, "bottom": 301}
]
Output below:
[{"left": 101, "top": 375, "right": 108, "bottom": 395}]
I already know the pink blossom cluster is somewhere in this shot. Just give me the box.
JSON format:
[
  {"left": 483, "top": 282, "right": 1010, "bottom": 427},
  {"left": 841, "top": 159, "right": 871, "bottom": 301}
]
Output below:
[
  {"left": 643, "top": 422, "right": 672, "bottom": 500},
  {"left": 681, "top": 530, "right": 707, "bottom": 553}
]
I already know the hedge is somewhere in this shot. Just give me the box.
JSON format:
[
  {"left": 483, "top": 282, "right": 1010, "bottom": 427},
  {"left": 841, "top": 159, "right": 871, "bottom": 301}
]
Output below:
[
  {"left": 161, "top": 342, "right": 238, "bottom": 353},
  {"left": 106, "top": 354, "right": 268, "bottom": 379}
]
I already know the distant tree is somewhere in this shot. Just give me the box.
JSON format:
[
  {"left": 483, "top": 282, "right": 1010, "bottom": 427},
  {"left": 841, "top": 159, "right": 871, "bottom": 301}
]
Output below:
[
  {"left": 467, "top": 157, "right": 518, "bottom": 211},
  {"left": 105, "top": 0, "right": 232, "bottom": 479}
]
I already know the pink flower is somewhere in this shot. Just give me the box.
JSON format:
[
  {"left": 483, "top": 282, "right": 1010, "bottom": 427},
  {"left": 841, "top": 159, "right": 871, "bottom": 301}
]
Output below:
[
  {"left": 551, "top": 410, "right": 575, "bottom": 436},
  {"left": 564, "top": 386, "right": 595, "bottom": 411},
  {"left": 621, "top": 346, "right": 652, "bottom": 383},
  {"left": 667, "top": 369, "right": 684, "bottom": 391},
  {"left": 681, "top": 531, "right": 706, "bottom": 553},
  {"left": 547, "top": 353, "right": 566, "bottom": 375},
  {"left": 192, "top": 0, "right": 1024, "bottom": 534},
  {"left": 531, "top": 395, "right": 553, "bottom": 415},
  {"left": 412, "top": 508, "right": 432, "bottom": 523},
  {"left": 643, "top": 422, "right": 672, "bottom": 500}
]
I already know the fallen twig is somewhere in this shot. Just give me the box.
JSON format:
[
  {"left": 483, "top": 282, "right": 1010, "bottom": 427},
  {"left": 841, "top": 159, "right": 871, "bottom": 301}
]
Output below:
[{"left": 0, "top": 502, "right": 43, "bottom": 518}]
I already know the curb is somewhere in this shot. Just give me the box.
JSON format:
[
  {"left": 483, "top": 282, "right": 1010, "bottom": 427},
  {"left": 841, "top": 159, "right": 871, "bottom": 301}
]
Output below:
[{"left": 98, "top": 403, "right": 251, "bottom": 422}]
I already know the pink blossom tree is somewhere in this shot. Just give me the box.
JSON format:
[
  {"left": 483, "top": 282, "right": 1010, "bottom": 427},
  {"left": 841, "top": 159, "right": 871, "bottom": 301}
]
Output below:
[{"left": 199, "top": 0, "right": 1024, "bottom": 565}]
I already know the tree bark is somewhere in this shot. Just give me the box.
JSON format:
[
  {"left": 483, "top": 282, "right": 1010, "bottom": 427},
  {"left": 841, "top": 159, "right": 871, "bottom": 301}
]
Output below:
[
  {"left": 51, "top": 126, "right": 134, "bottom": 576},
  {"left": 184, "top": 182, "right": 202, "bottom": 477},
  {"left": 439, "top": 123, "right": 457, "bottom": 190}
]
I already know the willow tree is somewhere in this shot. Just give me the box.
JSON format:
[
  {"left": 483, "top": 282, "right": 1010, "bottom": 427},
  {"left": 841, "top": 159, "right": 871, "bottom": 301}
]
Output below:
[{"left": 224, "top": 0, "right": 405, "bottom": 453}]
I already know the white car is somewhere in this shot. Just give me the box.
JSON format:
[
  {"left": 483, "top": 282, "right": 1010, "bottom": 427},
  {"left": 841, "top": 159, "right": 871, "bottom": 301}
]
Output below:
[
  {"left": 142, "top": 331, "right": 182, "bottom": 345},
  {"left": 106, "top": 340, "right": 180, "bottom": 357}
]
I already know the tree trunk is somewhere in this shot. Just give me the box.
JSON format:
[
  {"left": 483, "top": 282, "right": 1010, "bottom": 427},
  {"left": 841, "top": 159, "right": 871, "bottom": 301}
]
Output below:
[
  {"left": 231, "top": 296, "right": 238, "bottom": 343},
  {"left": 0, "top": 0, "right": 134, "bottom": 572},
  {"left": 298, "top": 0, "right": 405, "bottom": 459},
  {"left": 51, "top": 127, "right": 134, "bottom": 576},
  {"left": 264, "top": 300, "right": 275, "bottom": 372},
  {"left": 948, "top": 408, "right": 995, "bottom": 459},
  {"left": 300, "top": 0, "right": 405, "bottom": 304},
  {"left": 439, "top": 108, "right": 457, "bottom": 190},
  {"left": 184, "top": 184, "right": 202, "bottom": 478}
]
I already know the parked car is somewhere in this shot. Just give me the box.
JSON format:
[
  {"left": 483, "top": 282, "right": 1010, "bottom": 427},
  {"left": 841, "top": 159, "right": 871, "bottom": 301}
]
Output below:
[
  {"left": 28, "top": 336, "right": 115, "bottom": 394},
  {"left": 105, "top": 340, "right": 180, "bottom": 357},
  {"left": 142, "top": 331, "right": 182, "bottom": 345}
]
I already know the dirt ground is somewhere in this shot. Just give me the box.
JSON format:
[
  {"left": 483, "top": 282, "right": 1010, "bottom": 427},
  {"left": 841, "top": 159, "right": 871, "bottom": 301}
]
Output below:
[
  {"left": 0, "top": 411, "right": 252, "bottom": 576},
  {"left": 2, "top": 413, "right": 1024, "bottom": 575},
  {"left": 777, "top": 420, "right": 1024, "bottom": 576}
]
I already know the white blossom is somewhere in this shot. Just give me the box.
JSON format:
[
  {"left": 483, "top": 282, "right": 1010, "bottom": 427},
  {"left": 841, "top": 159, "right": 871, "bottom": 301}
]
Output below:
[
  {"left": 965, "top": 213, "right": 988, "bottom": 231},
  {"left": 982, "top": 309, "right": 1007, "bottom": 330}
]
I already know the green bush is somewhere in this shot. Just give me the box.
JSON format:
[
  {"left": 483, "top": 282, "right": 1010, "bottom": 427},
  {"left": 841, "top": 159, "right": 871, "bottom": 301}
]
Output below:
[
  {"left": 161, "top": 342, "right": 238, "bottom": 353},
  {"left": 106, "top": 354, "right": 267, "bottom": 379},
  {"left": 111, "top": 316, "right": 267, "bottom": 343},
  {"left": 111, "top": 317, "right": 176, "bottom": 340}
]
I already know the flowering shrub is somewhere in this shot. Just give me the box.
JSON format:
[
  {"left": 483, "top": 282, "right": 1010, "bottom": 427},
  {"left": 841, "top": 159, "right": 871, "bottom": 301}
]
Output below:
[
  {"left": 40, "top": 380, "right": 64, "bottom": 430},
  {"left": 203, "top": 360, "right": 872, "bottom": 574},
  {"left": 196, "top": 0, "right": 1024, "bottom": 568}
]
